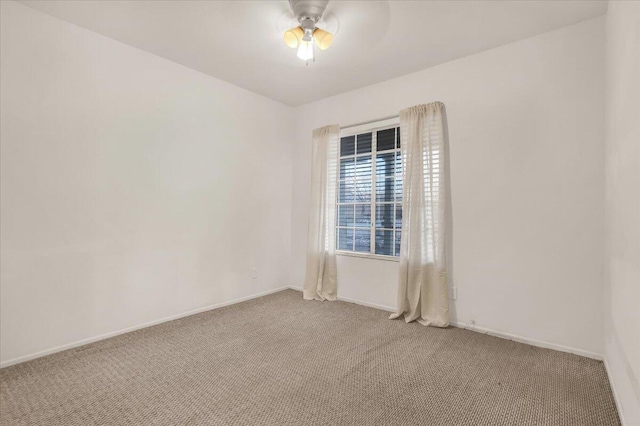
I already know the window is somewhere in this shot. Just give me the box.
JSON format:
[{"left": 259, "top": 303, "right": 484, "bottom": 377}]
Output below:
[{"left": 337, "top": 124, "right": 402, "bottom": 257}]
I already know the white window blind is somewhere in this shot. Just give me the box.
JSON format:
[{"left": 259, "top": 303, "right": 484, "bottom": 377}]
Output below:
[{"left": 337, "top": 124, "right": 402, "bottom": 257}]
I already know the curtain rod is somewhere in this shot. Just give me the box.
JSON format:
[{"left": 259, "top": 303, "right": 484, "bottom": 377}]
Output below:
[{"left": 340, "top": 114, "right": 399, "bottom": 130}]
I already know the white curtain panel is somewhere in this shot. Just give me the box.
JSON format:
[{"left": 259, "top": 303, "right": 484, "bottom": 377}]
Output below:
[
  {"left": 303, "top": 124, "right": 340, "bottom": 301},
  {"left": 391, "top": 102, "right": 449, "bottom": 327}
]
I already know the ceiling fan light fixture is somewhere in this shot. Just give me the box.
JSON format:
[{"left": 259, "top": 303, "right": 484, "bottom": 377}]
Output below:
[
  {"left": 284, "top": 26, "right": 304, "bottom": 48},
  {"left": 284, "top": 0, "right": 332, "bottom": 63},
  {"left": 312, "top": 28, "right": 333, "bottom": 50}
]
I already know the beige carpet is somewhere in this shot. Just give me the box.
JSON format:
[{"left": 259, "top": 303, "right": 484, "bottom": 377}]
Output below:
[{"left": 0, "top": 289, "right": 620, "bottom": 425}]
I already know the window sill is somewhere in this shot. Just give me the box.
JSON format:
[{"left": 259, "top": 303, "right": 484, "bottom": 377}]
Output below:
[{"left": 336, "top": 250, "right": 400, "bottom": 262}]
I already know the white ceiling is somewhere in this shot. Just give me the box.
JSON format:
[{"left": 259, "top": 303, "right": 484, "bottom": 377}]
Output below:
[{"left": 19, "top": 0, "right": 607, "bottom": 106}]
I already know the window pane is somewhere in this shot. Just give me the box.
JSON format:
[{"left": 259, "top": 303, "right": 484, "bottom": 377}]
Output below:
[
  {"left": 354, "top": 179, "right": 371, "bottom": 202},
  {"left": 377, "top": 128, "right": 395, "bottom": 151},
  {"left": 376, "top": 204, "right": 394, "bottom": 229},
  {"left": 376, "top": 152, "right": 395, "bottom": 177},
  {"left": 338, "top": 204, "right": 354, "bottom": 227},
  {"left": 375, "top": 230, "right": 394, "bottom": 255},
  {"left": 339, "top": 180, "right": 354, "bottom": 202},
  {"left": 395, "top": 152, "right": 402, "bottom": 176},
  {"left": 357, "top": 133, "right": 372, "bottom": 154},
  {"left": 354, "top": 229, "right": 371, "bottom": 253},
  {"left": 355, "top": 155, "right": 372, "bottom": 179},
  {"left": 354, "top": 204, "right": 371, "bottom": 228},
  {"left": 340, "top": 158, "right": 354, "bottom": 179},
  {"left": 337, "top": 228, "right": 353, "bottom": 251},
  {"left": 395, "top": 176, "right": 403, "bottom": 201},
  {"left": 396, "top": 127, "right": 401, "bottom": 148},
  {"left": 340, "top": 136, "right": 355, "bottom": 156},
  {"left": 376, "top": 178, "right": 395, "bottom": 202},
  {"left": 395, "top": 231, "right": 401, "bottom": 256},
  {"left": 395, "top": 204, "right": 402, "bottom": 229}
]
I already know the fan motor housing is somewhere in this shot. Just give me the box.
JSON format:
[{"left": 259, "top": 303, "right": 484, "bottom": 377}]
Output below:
[{"left": 289, "top": 0, "right": 329, "bottom": 24}]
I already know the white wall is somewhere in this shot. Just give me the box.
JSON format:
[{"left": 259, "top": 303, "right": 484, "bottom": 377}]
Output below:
[
  {"left": 604, "top": 1, "right": 640, "bottom": 424},
  {"left": 291, "top": 18, "right": 606, "bottom": 357},
  {"left": 0, "top": 1, "right": 294, "bottom": 365}
]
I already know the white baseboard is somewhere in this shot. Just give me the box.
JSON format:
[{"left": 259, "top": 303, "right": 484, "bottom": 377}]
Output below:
[
  {"left": 287, "top": 286, "right": 603, "bottom": 361},
  {"left": 335, "top": 294, "right": 396, "bottom": 312},
  {"left": 0, "top": 286, "right": 290, "bottom": 369},
  {"left": 3, "top": 286, "right": 603, "bottom": 369},
  {"left": 287, "top": 285, "right": 397, "bottom": 312},
  {"left": 450, "top": 321, "right": 603, "bottom": 360},
  {"left": 604, "top": 358, "right": 627, "bottom": 426}
]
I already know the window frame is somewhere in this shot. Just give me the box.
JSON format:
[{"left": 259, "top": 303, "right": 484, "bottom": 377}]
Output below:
[{"left": 336, "top": 118, "right": 401, "bottom": 262}]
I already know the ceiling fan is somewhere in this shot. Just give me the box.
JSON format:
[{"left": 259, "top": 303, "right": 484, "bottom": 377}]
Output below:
[{"left": 283, "top": 0, "right": 334, "bottom": 64}]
